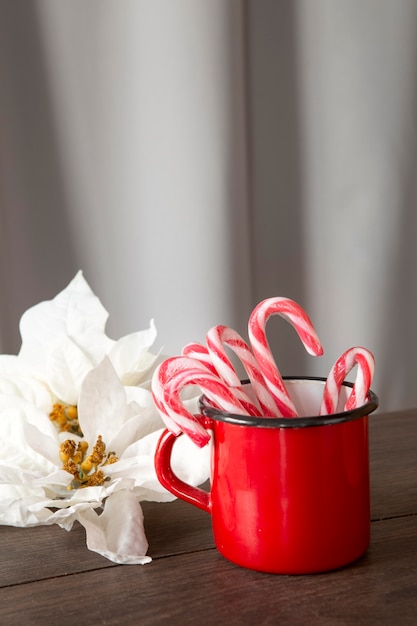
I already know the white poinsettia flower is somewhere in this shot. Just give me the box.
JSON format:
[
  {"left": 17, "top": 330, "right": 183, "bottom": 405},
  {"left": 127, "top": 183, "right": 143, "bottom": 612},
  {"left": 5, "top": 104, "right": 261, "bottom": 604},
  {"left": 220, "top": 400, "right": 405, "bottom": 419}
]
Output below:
[
  {"left": 17, "top": 270, "right": 159, "bottom": 405},
  {"left": 0, "top": 357, "right": 210, "bottom": 564},
  {"left": 0, "top": 273, "right": 210, "bottom": 564},
  {"left": 0, "top": 355, "right": 54, "bottom": 412}
]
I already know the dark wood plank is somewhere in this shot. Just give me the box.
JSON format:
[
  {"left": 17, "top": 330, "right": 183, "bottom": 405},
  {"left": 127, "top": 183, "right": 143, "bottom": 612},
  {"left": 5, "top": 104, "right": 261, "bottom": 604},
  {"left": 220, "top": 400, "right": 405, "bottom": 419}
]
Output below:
[
  {"left": 370, "top": 409, "right": 417, "bottom": 519},
  {"left": 0, "top": 522, "right": 113, "bottom": 588},
  {"left": 0, "top": 496, "right": 213, "bottom": 588},
  {"left": 0, "top": 406, "right": 416, "bottom": 623},
  {"left": 0, "top": 515, "right": 416, "bottom": 626},
  {"left": 1, "top": 409, "right": 416, "bottom": 589},
  {"left": 142, "top": 493, "right": 213, "bottom": 558}
]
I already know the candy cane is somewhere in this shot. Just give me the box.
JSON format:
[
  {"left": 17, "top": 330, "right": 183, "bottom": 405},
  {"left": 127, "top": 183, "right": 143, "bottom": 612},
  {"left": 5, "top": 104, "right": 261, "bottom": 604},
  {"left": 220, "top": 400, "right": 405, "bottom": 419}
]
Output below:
[
  {"left": 163, "top": 367, "right": 250, "bottom": 447},
  {"left": 182, "top": 337, "right": 263, "bottom": 416},
  {"left": 206, "top": 325, "right": 280, "bottom": 417},
  {"left": 320, "top": 347, "right": 375, "bottom": 415},
  {"left": 248, "top": 297, "right": 324, "bottom": 417},
  {"left": 151, "top": 356, "right": 213, "bottom": 441},
  {"left": 181, "top": 342, "right": 219, "bottom": 376}
]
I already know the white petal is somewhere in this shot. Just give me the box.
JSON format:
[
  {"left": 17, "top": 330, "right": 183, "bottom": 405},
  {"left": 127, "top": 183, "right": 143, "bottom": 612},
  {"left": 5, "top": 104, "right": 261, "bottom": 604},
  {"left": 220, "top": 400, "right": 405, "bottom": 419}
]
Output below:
[
  {"left": 77, "top": 357, "right": 129, "bottom": 444},
  {"left": 0, "top": 355, "right": 32, "bottom": 376},
  {"left": 107, "top": 406, "right": 164, "bottom": 455},
  {"left": 104, "top": 452, "right": 169, "bottom": 499},
  {"left": 0, "top": 355, "right": 54, "bottom": 411},
  {"left": 49, "top": 485, "right": 107, "bottom": 507},
  {"left": 23, "top": 422, "right": 63, "bottom": 467},
  {"left": 0, "top": 485, "right": 83, "bottom": 528},
  {"left": 124, "top": 385, "right": 155, "bottom": 407},
  {"left": 76, "top": 491, "right": 152, "bottom": 564},
  {"left": 171, "top": 428, "right": 212, "bottom": 486},
  {"left": 0, "top": 397, "right": 58, "bottom": 473},
  {"left": 0, "top": 495, "right": 54, "bottom": 527},
  {"left": 0, "top": 374, "right": 53, "bottom": 412},
  {"left": 107, "top": 428, "right": 211, "bottom": 501},
  {"left": 42, "top": 502, "right": 97, "bottom": 530},
  {"left": 0, "top": 462, "right": 70, "bottom": 490},
  {"left": 46, "top": 336, "right": 94, "bottom": 404},
  {"left": 18, "top": 271, "right": 110, "bottom": 374},
  {"left": 109, "top": 321, "right": 158, "bottom": 385}
]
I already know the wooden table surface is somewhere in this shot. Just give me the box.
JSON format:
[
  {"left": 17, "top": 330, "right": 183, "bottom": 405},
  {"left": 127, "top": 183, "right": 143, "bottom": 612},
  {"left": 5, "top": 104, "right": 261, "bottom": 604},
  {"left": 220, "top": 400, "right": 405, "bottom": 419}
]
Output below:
[{"left": 1, "top": 409, "right": 416, "bottom": 625}]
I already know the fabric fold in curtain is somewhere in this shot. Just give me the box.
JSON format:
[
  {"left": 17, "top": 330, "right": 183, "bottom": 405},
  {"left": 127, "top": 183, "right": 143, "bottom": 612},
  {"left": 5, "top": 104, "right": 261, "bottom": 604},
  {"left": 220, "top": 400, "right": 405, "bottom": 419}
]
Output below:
[
  {"left": 1, "top": 0, "right": 417, "bottom": 411},
  {"left": 0, "top": 0, "right": 252, "bottom": 357}
]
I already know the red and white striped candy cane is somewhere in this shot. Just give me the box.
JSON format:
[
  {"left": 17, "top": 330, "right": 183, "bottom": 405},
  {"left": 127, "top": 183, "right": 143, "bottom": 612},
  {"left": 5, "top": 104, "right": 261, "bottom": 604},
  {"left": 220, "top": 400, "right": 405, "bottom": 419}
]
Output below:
[
  {"left": 151, "top": 356, "right": 213, "bottom": 442},
  {"left": 183, "top": 339, "right": 260, "bottom": 415},
  {"left": 248, "top": 297, "right": 324, "bottom": 417},
  {"left": 181, "top": 342, "right": 219, "bottom": 376},
  {"left": 320, "top": 347, "right": 375, "bottom": 415},
  {"left": 164, "top": 367, "right": 249, "bottom": 447},
  {"left": 183, "top": 336, "right": 264, "bottom": 416},
  {"left": 206, "top": 325, "right": 280, "bottom": 417}
]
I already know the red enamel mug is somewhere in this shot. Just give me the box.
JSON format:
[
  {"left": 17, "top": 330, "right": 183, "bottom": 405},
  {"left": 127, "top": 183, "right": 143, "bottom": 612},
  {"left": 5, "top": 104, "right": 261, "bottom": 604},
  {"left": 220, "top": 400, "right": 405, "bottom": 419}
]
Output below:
[{"left": 154, "top": 377, "right": 379, "bottom": 574}]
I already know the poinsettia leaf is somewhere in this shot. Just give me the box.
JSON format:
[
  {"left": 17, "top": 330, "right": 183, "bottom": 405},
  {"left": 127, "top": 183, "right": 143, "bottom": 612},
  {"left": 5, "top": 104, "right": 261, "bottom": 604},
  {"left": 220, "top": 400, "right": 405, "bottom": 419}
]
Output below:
[
  {"left": 76, "top": 491, "right": 151, "bottom": 565},
  {"left": 0, "top": 396, "right": 57, "bottom": 472},
  {"left": 106, "top": 412, "right": 158, "bottom": 457},
  {"left": 108, "top": 428, "right": 211, "bottom": 500},
  {"left": 109, "top": 320, "right": 158, "bottom": 385},
  {"left": 0, "top": 271, "right": 212, "bottom": 566},
  {"left": 46, "top": 336, "right": 95, "bottom": 405},
  {"left": 77, "top": 357, "right": 129, "bottom": 445},
  {"left": 18, "top": 271, "right": 109, "bottom": 373}
]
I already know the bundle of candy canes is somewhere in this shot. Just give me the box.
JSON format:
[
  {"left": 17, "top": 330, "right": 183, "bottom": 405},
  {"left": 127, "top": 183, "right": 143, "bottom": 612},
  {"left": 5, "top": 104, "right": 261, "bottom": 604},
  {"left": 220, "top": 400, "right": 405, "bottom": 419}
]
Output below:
[{"left": 151, "top": 297, "right": 375, "bottom": 448}]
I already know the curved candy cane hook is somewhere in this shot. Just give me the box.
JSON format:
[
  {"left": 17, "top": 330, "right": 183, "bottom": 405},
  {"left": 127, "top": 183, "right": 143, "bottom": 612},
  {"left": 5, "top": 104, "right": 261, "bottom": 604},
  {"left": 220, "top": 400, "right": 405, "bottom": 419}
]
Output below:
[
  {"left": 181, "top": 342, "right": 219, "bottom": 376},
  {"left": 206, "top": 325, "right": 279, "bottom": 417},
  {"left": 151, "top": 356, "right": 213, "bottom": 443},
  {"left": 320, "top": 347, "right": 375, "bottom": 415},
  {"left": 183, "top": 338, "right": 261, "bottom": 415},
  {"left": 248, "top": 297, "right": 324, "bottom": 417},
  {"left": 163, "top": 367, "right": 249, "bottom": 447}
]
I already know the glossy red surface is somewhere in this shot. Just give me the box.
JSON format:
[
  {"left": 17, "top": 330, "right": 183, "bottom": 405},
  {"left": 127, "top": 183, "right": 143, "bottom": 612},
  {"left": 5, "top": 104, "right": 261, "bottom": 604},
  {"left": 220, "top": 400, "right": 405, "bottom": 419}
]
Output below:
[
  {"left": 210, "top": 417, "right": 369, "bottom": 573},
  {"left": 155, "top": 381, "right": 374, "bottom": 574}
]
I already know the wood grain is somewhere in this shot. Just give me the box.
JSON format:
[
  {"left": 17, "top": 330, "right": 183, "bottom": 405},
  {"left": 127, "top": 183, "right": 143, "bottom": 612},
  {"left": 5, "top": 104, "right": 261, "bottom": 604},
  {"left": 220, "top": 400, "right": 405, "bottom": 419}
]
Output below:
[
  {"left": 369, "top": 410, "right": 417, "bottom": 519},
  {"left": 0, "top": 522, "right": 113, "bottom": 588},
  {"left": 0, "top": 497, "right": 213, "bottom": 588},
  {"left": 0, "top": 515, "right": 416, "bottom": 625},
  {"left": 142, "top": 493, "right": 213, "bottom": 558},
  {"left": 0, "top": 410, "right": 415, "bottom": 624}
]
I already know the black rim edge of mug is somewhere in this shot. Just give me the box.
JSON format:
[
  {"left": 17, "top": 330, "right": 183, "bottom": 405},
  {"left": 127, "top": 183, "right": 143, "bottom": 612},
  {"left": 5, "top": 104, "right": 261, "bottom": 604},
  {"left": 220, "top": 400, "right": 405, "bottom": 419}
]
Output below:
[{"left": 199, "top": 376, "right": 379, "bottom": 429}]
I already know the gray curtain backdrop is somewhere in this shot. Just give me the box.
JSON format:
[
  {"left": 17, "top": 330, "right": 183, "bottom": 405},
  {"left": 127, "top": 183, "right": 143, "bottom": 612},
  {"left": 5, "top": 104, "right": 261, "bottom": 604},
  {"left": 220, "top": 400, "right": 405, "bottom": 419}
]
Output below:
[{"left": 1, "top": 0, "right": 416, "bottom": 411}]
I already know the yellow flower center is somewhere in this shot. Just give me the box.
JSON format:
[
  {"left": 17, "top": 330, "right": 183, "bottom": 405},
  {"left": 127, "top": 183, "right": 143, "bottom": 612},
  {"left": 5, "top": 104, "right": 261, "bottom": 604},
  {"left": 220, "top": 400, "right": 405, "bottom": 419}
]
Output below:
[
  {"left": 60, "top": 435, "right": 118, "bottom": 489},
  {"left": 50, "top": 403, "right": 82, "bottom": 437}
]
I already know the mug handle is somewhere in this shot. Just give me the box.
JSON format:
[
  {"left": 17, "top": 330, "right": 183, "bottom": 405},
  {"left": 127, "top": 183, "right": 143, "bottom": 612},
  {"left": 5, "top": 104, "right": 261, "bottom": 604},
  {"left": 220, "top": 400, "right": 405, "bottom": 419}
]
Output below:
[{"left": 154, "top": 420, "right": 212, "bottom": 514}]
